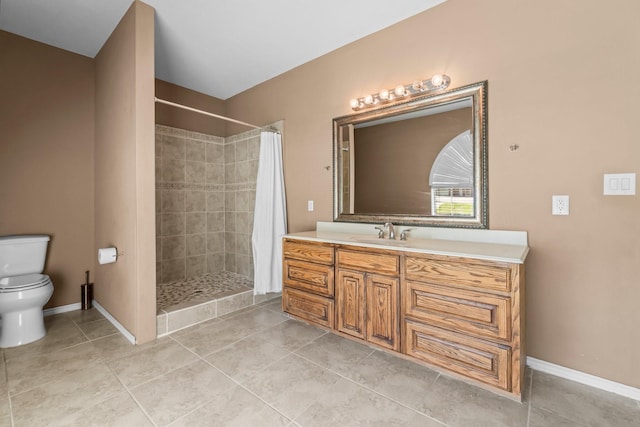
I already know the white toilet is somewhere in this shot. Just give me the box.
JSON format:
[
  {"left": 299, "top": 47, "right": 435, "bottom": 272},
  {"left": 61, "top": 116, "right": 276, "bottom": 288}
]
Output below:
[{"left": 0, "top": 235, "right": 54, "bottom": 348}]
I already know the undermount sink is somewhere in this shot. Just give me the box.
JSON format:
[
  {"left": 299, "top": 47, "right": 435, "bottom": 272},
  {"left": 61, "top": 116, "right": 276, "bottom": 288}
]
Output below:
[{"left": 348, "top": 236, "right": 410, "bottom": 247}]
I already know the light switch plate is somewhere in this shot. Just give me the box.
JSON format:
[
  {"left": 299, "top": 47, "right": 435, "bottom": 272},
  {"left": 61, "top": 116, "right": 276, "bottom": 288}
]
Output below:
[
  {"left": 307, "top": 200, "right": 314, "bottom": 211},
  {"left": 604, "top": 173, "right": 636, "bottom": 195}
]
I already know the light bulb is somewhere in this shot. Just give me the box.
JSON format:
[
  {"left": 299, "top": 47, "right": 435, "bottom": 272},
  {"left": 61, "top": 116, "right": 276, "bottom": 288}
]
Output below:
[
  {"left": 412, "top": 80, "right": 424, "bottom": 91},
  {"left": 364, "top": 94, "right": 374, "bottom": 105},
  {"left": 394, "top": 85, "right": 406, "bottom": 97},
  {"left": 379, "top": 89, "right": 390, "bottom": 100},
  {"left": 431, "top": 74, "right": 444, "bottom": 87},
  {"left": 350, "top": 99, "right": 360, "bottom": 109}
]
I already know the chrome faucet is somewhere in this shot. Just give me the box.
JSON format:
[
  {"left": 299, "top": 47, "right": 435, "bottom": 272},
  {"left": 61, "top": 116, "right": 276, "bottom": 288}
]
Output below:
[{"left": 384, "top": 222, "right": 396, "bottom": 240}]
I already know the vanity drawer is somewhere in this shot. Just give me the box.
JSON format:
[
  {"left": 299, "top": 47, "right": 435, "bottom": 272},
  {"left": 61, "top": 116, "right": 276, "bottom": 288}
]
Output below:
[
  {"left": 284, "top": 240, "right": 334, "bottom": 265},
  {"left": 404, "top": 281, "right": 511, "bottom": 341},
  {"left": 404, "top": 320, "right": 511, "bottom": 391},
  {"left": 284, "top": 259, "right": 334, "bottom": 297},
  {"left": 337, "top": 249, "right": 399, "bottom": 276},
  {"left": 404, "top": 256, "right": 511, "bottom": 293},
  {"left": 283, "top": 288, "right": 334, "bottom": 329}
]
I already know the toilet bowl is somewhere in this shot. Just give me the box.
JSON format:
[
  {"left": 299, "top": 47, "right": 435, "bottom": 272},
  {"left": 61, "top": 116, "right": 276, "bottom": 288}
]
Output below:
[
  {"left": 0, "top": 274, "right": 53, "bottom": 347},
  {"left": 0, "top": 235, "right": 54, "bottom": 348}
]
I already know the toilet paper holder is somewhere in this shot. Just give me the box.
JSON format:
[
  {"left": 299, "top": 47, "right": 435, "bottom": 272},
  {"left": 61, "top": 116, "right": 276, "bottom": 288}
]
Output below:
[{"left": 97, "top": 247, "right": 124, "bottom": 265}]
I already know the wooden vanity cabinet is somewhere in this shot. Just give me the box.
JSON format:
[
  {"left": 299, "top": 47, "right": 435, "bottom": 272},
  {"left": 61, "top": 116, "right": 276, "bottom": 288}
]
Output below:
[
  {"left": 364, "top": 273, "right": 399, "bottom": 350},
  {"left": 282, "top": 240, "right": 335, "bottom": 328},
  {"left": 335, "top": 269, "right": 365, "bottom": 339},
  {"left": 282, "top": 237, "right": 525, "bottom": 399},
  {"left": 335, "top": 249, "right": 399, "bottom": 351},
  {"left": 402, "top": 254, "right": 525, "bottom": 395}
]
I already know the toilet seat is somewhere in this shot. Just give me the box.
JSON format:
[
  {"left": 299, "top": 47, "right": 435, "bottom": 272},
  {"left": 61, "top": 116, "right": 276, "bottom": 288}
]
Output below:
[{"left": 0, "top": 274, "right": 52, "bottom": 293}]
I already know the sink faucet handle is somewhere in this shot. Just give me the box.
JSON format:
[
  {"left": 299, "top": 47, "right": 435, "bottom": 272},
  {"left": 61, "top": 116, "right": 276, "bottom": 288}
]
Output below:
[
  {"left": 400, "top": 228, "right": 414, "bottom": 241},
  {"left": 374, "top": 226, "right": 385, "bottom": 238}
]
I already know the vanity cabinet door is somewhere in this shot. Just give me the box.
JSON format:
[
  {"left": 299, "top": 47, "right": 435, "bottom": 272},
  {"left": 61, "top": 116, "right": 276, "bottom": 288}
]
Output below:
[
  {"left": 284, "top": 259, "right": 334, "bottom": 297},
  {"left": 405, "top": 320, "right": 511, "bottom": 391},
  {"left": 403, "top": 280, "right": 511, "bottom": 342},
  {"left": 284, "top": 240, "right": 334, "bottom": 265},
  {"left": 405, "top": 256, "right": 511, "bottom": 294},
  {"left": 338, "top": 249, "right": 399, "bottom": 276},
  {"left": 336, "top": 270, "right": 399, "bottom": 350},
  {"left": 282, "top": 239, "right": 336, "bottom": 328},
  {"left": 283, "top": 288, "right": 334, "bottom": 329},
  {"left": 366, "top": 274, "right": 399, "bottom": 351},
  {"left": 336, "top": 270, "right": 366, "bottom": 339}
]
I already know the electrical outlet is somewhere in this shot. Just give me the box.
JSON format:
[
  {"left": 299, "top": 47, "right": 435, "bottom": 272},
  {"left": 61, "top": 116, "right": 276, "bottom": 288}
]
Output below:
[
  {"left": 552, "top": 195, "right": 569, "bottom": 215},
  {"left": 307, "top": 200, "right": 314, "bottom": 212}
]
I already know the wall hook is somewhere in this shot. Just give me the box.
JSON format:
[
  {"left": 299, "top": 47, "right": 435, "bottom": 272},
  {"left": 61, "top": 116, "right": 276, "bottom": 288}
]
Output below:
[
  {"left": 509, "top": 144, "right": 520, "bottom": 152},
  {"left": 324, "top": 166, "right": 331, "bottom": 171}
]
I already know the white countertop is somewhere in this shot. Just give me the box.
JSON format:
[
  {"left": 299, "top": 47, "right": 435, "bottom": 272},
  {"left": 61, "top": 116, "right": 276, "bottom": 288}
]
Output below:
[{"left": 284, "top": 222, "right": 529, "bottom": 264}]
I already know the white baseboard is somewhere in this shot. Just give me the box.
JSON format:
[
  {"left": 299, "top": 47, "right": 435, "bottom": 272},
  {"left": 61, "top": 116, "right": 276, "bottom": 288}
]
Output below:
[
  {"left": 92, "top": 300, "right": 136, "bottom": 345},
  {"left": 44, "top": 301, "right": 136, "bottom": 345},
  {"left": 527, "top": 357, "right": 640, "bottom": 401},
  {"left": 44, "top": 303, "right": 81, "bottom": 316}
]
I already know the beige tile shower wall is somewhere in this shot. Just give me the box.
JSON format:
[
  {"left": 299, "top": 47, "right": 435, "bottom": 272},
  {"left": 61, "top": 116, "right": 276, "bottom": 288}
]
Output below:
[
  {"left": 224, "top": 130, "right": 261, "bottom": 279},
  {"left": 155, "top": 125, "right": 225, "bottom": 284}
]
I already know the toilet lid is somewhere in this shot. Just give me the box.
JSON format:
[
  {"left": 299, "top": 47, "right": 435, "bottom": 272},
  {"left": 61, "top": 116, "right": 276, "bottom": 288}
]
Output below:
[{"left": 0, "top": 274, "right": 52, "bottom": 292}]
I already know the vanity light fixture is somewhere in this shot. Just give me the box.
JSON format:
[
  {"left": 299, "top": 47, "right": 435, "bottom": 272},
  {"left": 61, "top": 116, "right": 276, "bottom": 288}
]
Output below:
[{"left": 349, "top": 73, "right": 451, "bottom": 111}]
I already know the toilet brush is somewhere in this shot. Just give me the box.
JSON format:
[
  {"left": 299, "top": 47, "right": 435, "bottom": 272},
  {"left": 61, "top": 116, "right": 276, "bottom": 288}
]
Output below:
[{"left": 81, "top": 270, "right": 93, "bottom": 310}]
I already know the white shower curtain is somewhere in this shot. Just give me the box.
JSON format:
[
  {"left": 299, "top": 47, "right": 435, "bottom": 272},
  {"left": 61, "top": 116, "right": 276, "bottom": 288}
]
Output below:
[{"left": 252, "top": 131, "right": 287, "bottom": 295}]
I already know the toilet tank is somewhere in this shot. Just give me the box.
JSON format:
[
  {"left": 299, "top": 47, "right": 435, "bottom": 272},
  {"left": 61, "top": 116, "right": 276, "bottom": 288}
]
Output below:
[{"left": 0, "top": 235, "right": 50, "bottom": 277}]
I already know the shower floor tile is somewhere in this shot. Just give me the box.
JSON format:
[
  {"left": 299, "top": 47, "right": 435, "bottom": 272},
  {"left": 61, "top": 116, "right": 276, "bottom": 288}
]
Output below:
[
  {"left": 157, "top": 271, "right": 253, "bottom": 312},
  {"left": 156, "top": 271, "right": 280, "bottom": 336}
]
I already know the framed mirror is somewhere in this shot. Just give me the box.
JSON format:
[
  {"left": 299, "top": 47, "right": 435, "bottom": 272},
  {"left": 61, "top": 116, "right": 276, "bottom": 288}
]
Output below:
[{"left": 333, "top": 81, "right": 488, "bottom": 228}]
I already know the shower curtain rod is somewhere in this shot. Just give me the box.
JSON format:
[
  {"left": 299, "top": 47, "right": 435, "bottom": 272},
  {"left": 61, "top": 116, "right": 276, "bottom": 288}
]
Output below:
[{"left": 155, "top": 97, "right": 265, "bottom": 131}]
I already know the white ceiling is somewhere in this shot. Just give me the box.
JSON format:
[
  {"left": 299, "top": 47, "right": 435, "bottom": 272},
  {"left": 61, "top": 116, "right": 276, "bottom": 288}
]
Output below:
[{"left": 0, "top": 0, "right": 446, "bottom": 99}]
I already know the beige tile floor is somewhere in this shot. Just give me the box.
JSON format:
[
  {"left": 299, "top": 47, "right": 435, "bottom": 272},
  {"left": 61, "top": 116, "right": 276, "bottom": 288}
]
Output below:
[{"left": 1, "top": 299, "right": 639, "bottom": 426}]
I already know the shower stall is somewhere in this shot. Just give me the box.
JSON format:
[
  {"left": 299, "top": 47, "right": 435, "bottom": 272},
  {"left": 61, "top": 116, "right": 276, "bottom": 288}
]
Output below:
[{"left": 154, "top": 122, "right": 282, "bottom": 335}]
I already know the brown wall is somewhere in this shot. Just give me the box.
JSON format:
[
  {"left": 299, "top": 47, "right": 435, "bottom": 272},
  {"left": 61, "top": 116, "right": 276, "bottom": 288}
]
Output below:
[
  {"left": 94, "top": 1, "right": 156, "bottom": 343},
  {"left": 0, "top": 30, "right": 95, "bottom": 308},
  {"left": 155, "top": 79, "right": 226, "bottom": 136},
  {"left": 354, "top": 108, "right": 471, "bottom": 214},
  {"left": 226, "top": 0, "right": 640, "bottom": 387}
]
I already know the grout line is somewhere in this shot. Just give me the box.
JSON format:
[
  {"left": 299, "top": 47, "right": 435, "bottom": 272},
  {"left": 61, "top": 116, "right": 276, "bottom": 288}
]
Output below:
[
  {"left": 4, "top": 311, "right": 110, "bottom": 372},
  {"left": 71, "top": 317, "right": 92, "bottom": 342},
  {"left": 162, "top": 313, "right": 221, "bottom": 336},
  {"left": 525, "top": 372, "right": 590, "bottom": 427},
  {"left": 88, "top": 332, "right": 120, "bottom": 342},
  {"left": 102, "top": 361, "right": 158, "bottom": 427},
  {"left": 166, "top": 335, "right": 294, "bottom": 425},
  {"left": 92, "top": 301, "right": 135, "bottom": 344},
  {"left": 526, "top": 369, "right": 534, "bottom": 427},
  {"left": 166, "top": 359, "right": 294, "bottom": 427},
  {"left": 101, "top": 348, "right": 199, "bottom": 392},
  {"left": 3, "top": 352, "right": 14, "bottom": 427},
  {"left": 165, "top": 312, "right": 331, "bottom": 422},
  {"left": 202, "top": 357, "right": 296, "bottom": 424},
  {"left": 293, "top": 350, "right": 446, "bottom": 426},
  {"left": 68, "top": 312, "right": 120, "bottom": 342},
  {"left": 168, "top": 312, "right": 289, "bottom": 360},
  {"left": 7, "top": 345, "right": 101, "bottom": 399},
  {"left": 11, "top": 346, "right": 138, "bottom": 426}
]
